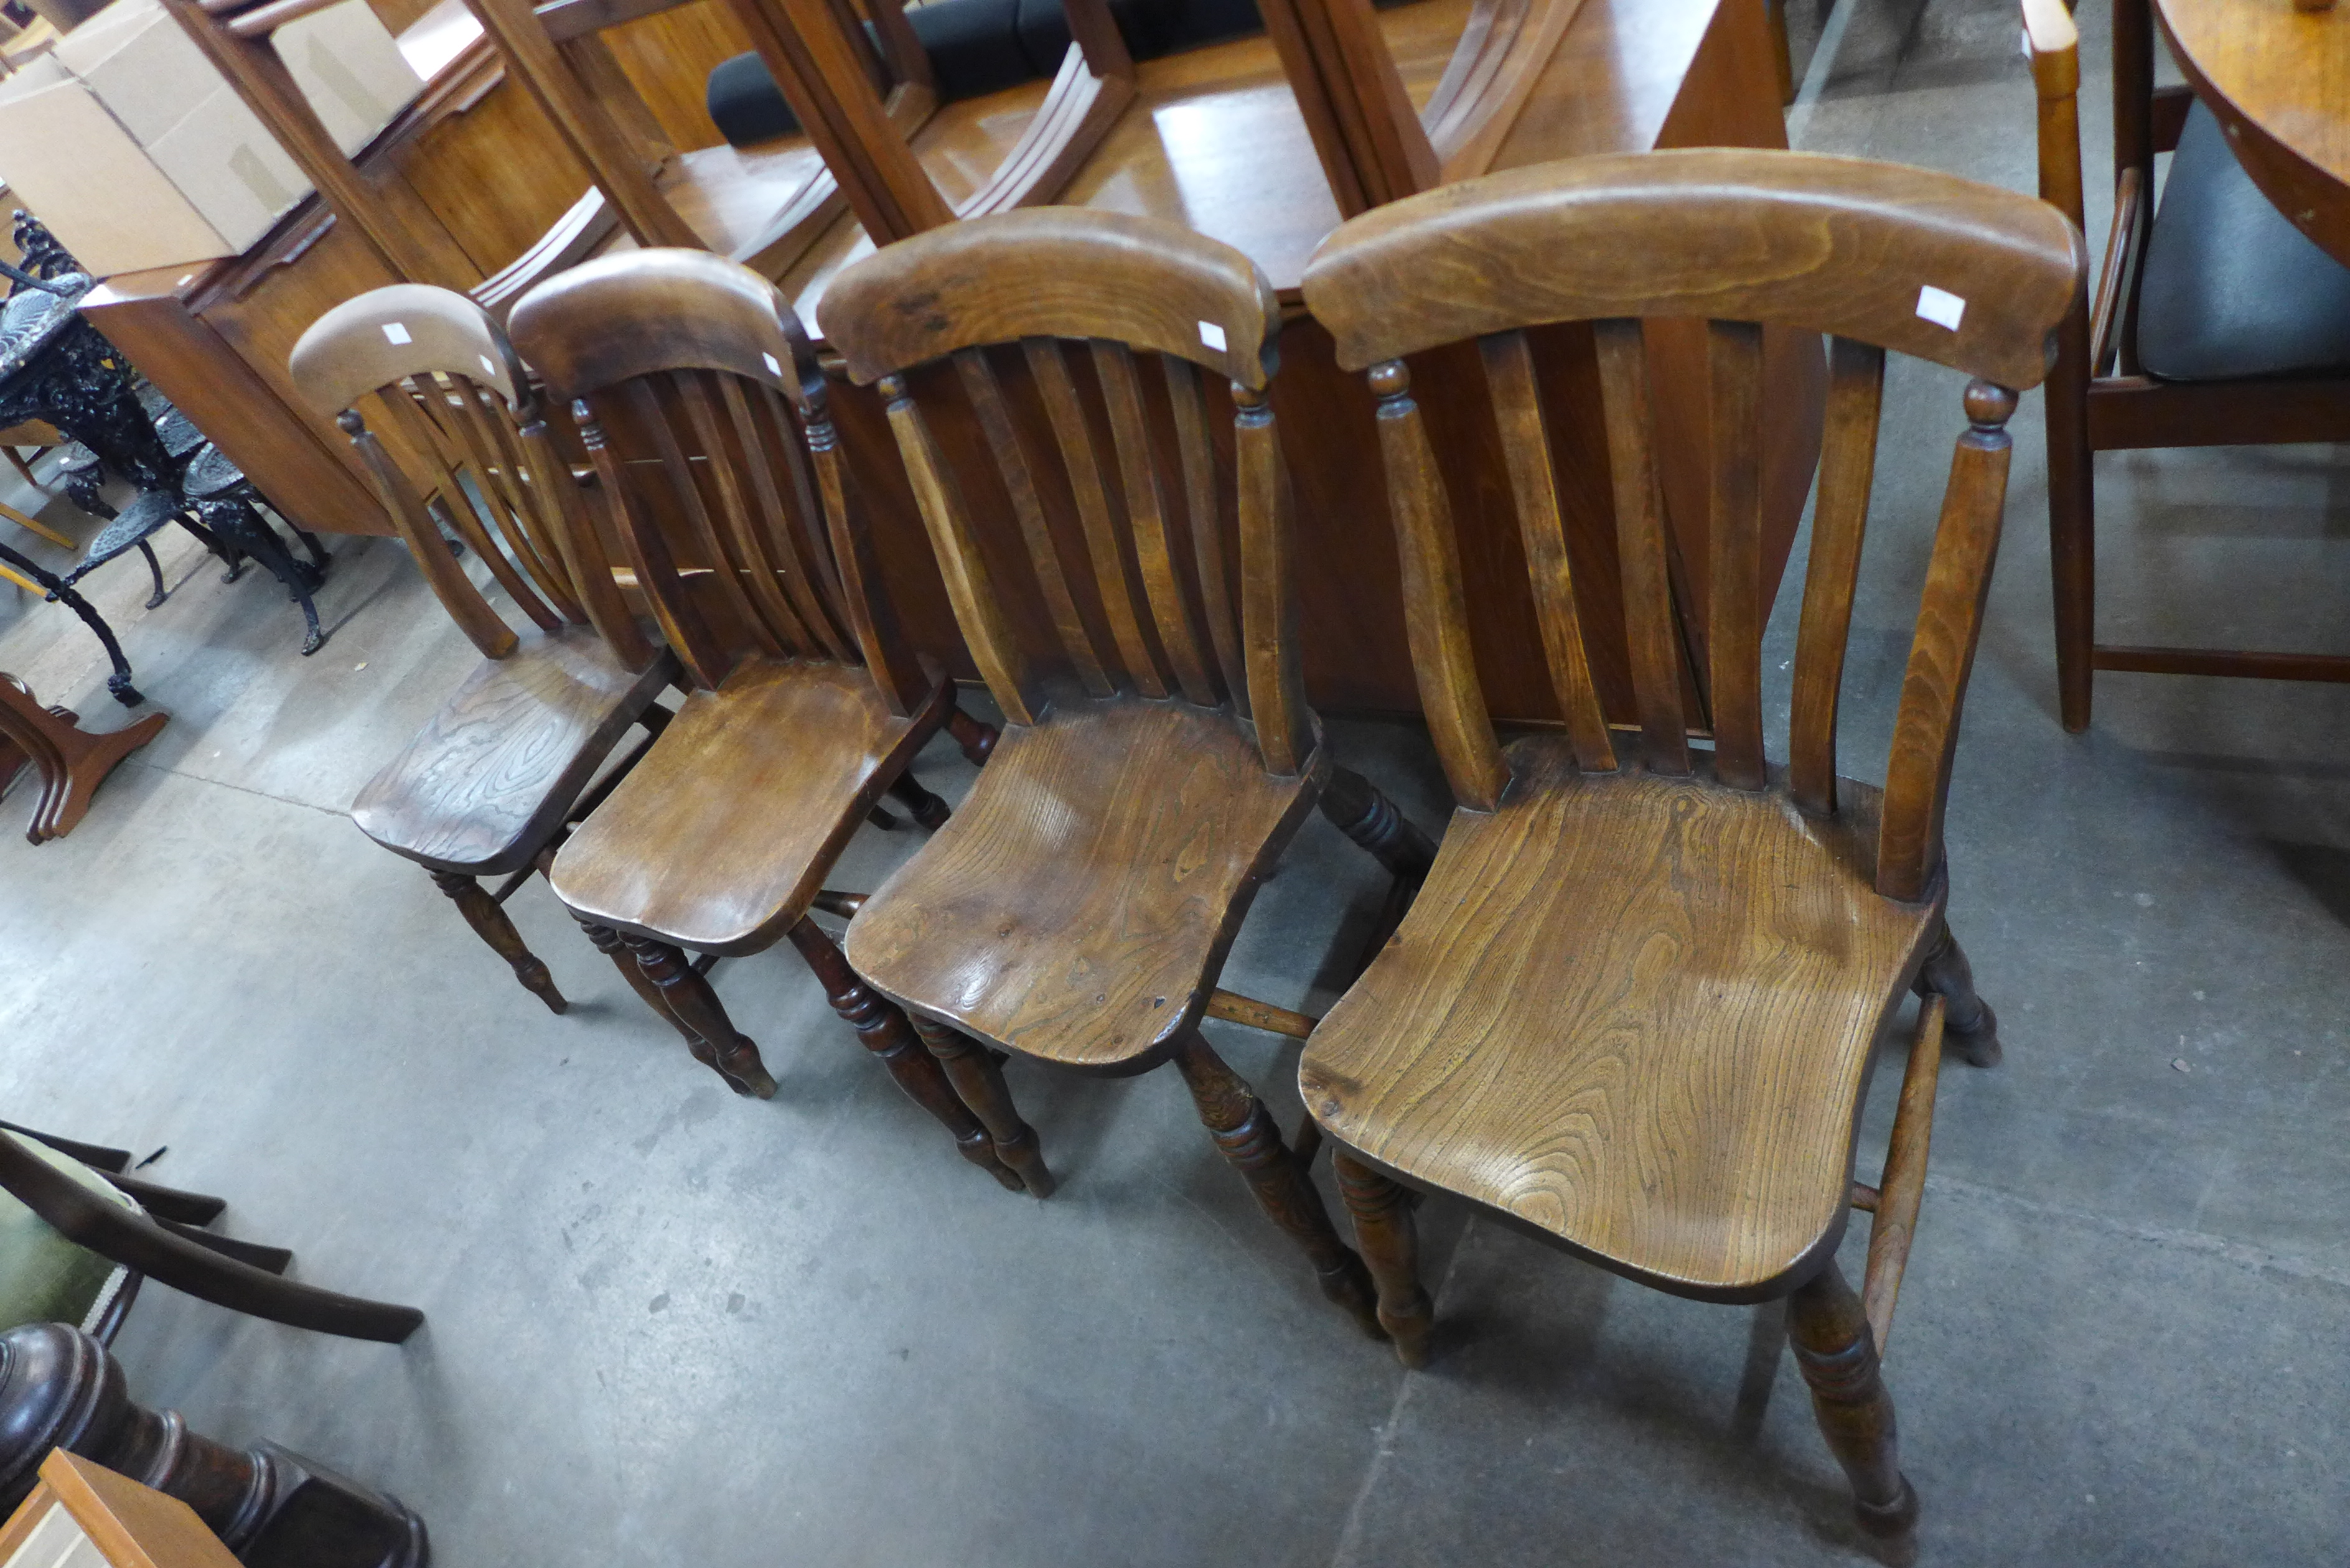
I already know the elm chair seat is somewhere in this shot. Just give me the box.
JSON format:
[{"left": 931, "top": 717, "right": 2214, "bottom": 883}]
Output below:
[
  {"left": 2137, "top": 100, "right": 2350, "bottom": 381},
  {"left": 351, "top": 627, "right": 677, "bottom": 877},
  {"left": 0, "top": 1138, "right": 140, "bottom": 1337},
  {"left": 1299, "top": 744, "right": 1939, "bottom": 1298}
]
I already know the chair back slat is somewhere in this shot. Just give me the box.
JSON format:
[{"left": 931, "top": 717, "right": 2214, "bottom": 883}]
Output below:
[
  {"left": 376, "top": 382, "right": 569, "bottom": 635},
  {"left": 1592, "top": 319, "right": 1692, "bottom": 775},
  {"left": 1477, "top": 329, "right": 1614, "bottom": 773},
  {"left": 436, "top": 376, "right": 588, "bottom": 625},
  {"left": 1234, "top": 385, "right": 1309, "bottom": 772},
  {"left": 607, "top": 378, "right": 752, "bottom": 681},
  {"left": 675, "top": 369, "right": 818, "bottom": 656},
  {"left": 882, "top": 376, "right": 1044, "bottom": 722},
  {"left": 1705, "top": 319, "right": 1767, "bottom": 790},
  {"left": 751, "top": 380, "right": 863, "bottom": 661},
  {"left": 1788, "top": 337, "right": 1887, "bottom": 816},
  {"left": 1368, "top": 358, "right": 1509, "bottom": 811},
  {"left": 644, "top": 375, "right": 787, "bottom": 661},
  {"left": 1024, "top": 337, "right": 1171, "bottom": 699},
  {"left": 1092, "top": 341, "right": 1222, "bottom": 708},
  {"left": 952, "top": 348, "right": 1116, "bottom": 697},
  {"left": 826, "top": 210, "right": 1303, "bottom": 771},
  {"left": 723, "top": 377, "right": 851, "bottom": 662},
  {"left": 291, "top": 283, "right": 652, "bottom": 665},
  {"left": 1164, "top": 356, "right": 1251, "bottom": 716},
  {"left": 802, "top": 376, "right": 932, "bottom": 712},
  {"left": 1877, "top": 384, "right": 2016, "bottom": 901}
]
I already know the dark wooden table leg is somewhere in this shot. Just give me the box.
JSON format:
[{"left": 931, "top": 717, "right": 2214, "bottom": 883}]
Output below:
[
  {"left": 1171, "top": 1030, "right": 1383, "bottom": 1339},
  {"left": 1332, "top": 1149, "right": 1433, "bottom": 1366},
  {"left": 786, "top": 918, "right": 1024, "bottom": 1191},
  {"left": 907, "top": 1015, "right": 1054, "bottom": 1197},
  {"left": 1790, "top": 1260, "right": 1920, "bottom": 1557}
]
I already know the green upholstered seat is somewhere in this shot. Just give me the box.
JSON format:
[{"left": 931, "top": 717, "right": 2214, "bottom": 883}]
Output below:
[{"left": 0, "top": 1132, "right": 140, "bottom": 1337}]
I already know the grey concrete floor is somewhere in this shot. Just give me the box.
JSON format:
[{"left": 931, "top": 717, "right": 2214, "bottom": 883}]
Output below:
[{"left": 4, "top": 0, "right": 2348, "bottom": 1561}]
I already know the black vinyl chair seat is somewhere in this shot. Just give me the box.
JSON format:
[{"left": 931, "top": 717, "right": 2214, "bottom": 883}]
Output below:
[{"left": 2138, "top": 99, "right": 2350, "bottom": 382}]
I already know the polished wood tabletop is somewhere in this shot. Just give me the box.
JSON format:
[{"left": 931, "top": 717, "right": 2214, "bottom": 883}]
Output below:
[{"left": 2158, "top": 0, "right": 2350, "bottom": 266}]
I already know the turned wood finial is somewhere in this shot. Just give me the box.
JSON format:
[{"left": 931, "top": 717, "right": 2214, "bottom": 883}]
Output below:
[
  {"left": 1367, "top": 359, "right": 1410, "bottom": 400},
  {"left": 570, "top": 397, "right": 606, "bottom": 449},
  {"left": 1963, "top": 379, "right": 2019, "bottom": 429},
  {"left": 877, "top": 373, "right": 909, "bottom": 404},
  {"left": 334, "top": 409, "right": 367, "bottom": 436}
]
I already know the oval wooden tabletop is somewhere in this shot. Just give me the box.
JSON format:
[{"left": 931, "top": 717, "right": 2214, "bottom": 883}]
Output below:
[{"left": 2158, "top": 0, "right": 2350, "bottom": 265}]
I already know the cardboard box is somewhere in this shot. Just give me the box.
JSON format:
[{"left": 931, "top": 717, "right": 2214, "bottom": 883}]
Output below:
[{"left": 0, "top": 0, "right": 423, "bottom": 277}]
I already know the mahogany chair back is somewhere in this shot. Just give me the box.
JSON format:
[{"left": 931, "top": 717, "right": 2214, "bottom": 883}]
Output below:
[
  {"left": 1301, "top": 149, "right": 2083, "bottom": 900},
  {"left": 735, "top": 0, "right": 1134, "bottom": 247},
  {"left": 288, "top": 283, "right": 650, "bottom": 668},
  {"left": 159, "top": 0, "right": 478, "bottom": 289},
  {"left": 505, "top": 248, "right": 922, "bottom": 705},
  {"left": 823, "top": 208, "right": 1313, "bottom": 773}
]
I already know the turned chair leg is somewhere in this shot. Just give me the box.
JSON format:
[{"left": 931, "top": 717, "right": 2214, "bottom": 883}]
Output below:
[
  {"left": 1912, "top": 920, "right": 2000, "bottom": 1067},
  {"left": 429, "top": 870, "right": 566, "bottom": 1014},
  {"left": 1332, "top": 1150, "right": 1433, "bottom": 1367},
  {"left": 574, "top": 914, "right": 712, "bottom": 1050},
  {"left": 1319, "top": 766, "right": 1437, "bottom": 882},
  {"left": 945, "top": 706, "right": 998, "bottom": 765},
  {"left": 1789, "top": 1260, "right": 1919, "bottom": 1552},
  {"left": 886, "top": 772, "right": 951, "bottom": 831},
  {"left": 907, "top": 1015, "right": 1054, "bottom": 1197},
  {"left": 622, "top": 935, "right": 778, "bottom": 1099},
  {"left": 1169, "top": 1030, "right": 1384, "bottom": 1338},
  {"left": 785, "top": 918, "right": 1024, "bottom": 1192}
]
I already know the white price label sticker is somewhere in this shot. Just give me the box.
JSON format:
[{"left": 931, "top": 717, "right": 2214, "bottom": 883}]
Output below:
[
  {"left": 1914, "top": 285, "right": 1967, "bottom": 331},
  {"left": 762, "top": 352, "right": 782, "bottom": 376},
  {"left": 382, "top": 322, "right": 411, "bottom": 345},
  {"left": 1198, "top": 320, "right": 1227, "bottom": 352},
  {"left": 479, "top": 355, "right": 498, "bottom": 379}
]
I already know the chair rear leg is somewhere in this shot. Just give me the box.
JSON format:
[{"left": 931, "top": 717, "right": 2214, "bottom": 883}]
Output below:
[
  {"left": 1789, "top": 1259, "right": 1919, "bottom": 1555},
  {"left": 945, "top": 706, "right": 998, "bottom": 765},
  {"left": 785, "top": 919, "right": 1022, "bottom": 1190},
  {"left": 908, "top": 1015, "right": 1054, "bottom": 1197},
  {"left": 2048, "top": 300, "right": 2096, "bottom": 734},
  {"left": 1170, "top": 1030, "right": 1383, "bottom": 1339},
  {"left": 1912, "top": 921, "right": 2000, "bottom": 1067},
  {"left": 886, "top": 772, "right": 951, "bottom": 831},
  {"left": 622, "top": 935, "right": 777, "bottom": 1098},
  {"left": 1319, "top": 767, "right": 1437, "bottom": 882},
  {"left": 429, "top": 871, "right": 566, "bottom": 1014},
  {"left": 1332, "top": 1150, "right": 1433, "bottom": 1367}
]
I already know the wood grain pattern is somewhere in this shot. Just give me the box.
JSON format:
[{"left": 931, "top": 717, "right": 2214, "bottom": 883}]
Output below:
[
  {"left": 351, "top": 627, "right": 677, "bottom": 874},
  {"left": 846, "top": 693, "right": 1324, "bottom": 1072},
  {"left": 1301, "top": 147, "right": 2082, "bottom": 389},
  {"left": 550, "top": 655, "right": 950, "bottom": 951},
  {"left": 1300, "top": 740, "right": 1939, "bottom": 1298},
  {"left": 1787, "top": 337, "right": 1885, "bottom": 816},
  {"left": 1704, "top": 317, "right": 1766, "bottom": 790},
  {"left": 1594, "top": 317, "right": 1690, "bottom": 773}
]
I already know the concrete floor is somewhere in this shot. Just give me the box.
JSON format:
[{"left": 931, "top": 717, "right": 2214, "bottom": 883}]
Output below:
[{"left": 4, "top": 0, "right": 2348, "bottom": 1561}]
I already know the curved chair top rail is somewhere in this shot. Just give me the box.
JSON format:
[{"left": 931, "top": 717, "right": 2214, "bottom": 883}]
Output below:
[
  {"left": 289, "top": 284, "right": 532, "bottom": 419},
  {"left": 1303, "top": 148, "right": 2086, "bottom": 389},
  {"left": 507, "top": 248, "right": 823, "bottom": 405},
  {"left": 822, "top": 208, "right": 1281, "bottom": 388}
]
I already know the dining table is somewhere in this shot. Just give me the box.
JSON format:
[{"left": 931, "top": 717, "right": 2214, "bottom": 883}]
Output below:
[{"left": 2156, "top": 0, "right": 2350, "bottom": 266}]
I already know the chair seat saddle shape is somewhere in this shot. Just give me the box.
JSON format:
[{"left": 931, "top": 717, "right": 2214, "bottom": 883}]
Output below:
[
  {"left": 292, "top": 284, "right": 676, "bottom": 1019},
  {"left": 353, "top": 626, "right": 678, "bottom": 877},
  {"left": 508, "top": 248, "right": 1050, "bottom": 1193},
  {"left": 2137, "top": 100, "right": 2350, "bottom": 382},
  {"left": 1304, "top": 742, "right": 1934, "bottom": 1295},
  {"left": 1293, "top": 147, "right": 2081, "bottom": 1551},
  {"left": 851, "top": 692, "right": 1327, "bottom": 1071},
  {"left": 553, "top": 653, "right": 953, "bottom": 953}
]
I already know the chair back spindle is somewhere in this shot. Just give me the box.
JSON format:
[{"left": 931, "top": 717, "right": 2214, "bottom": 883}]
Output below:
[
  {"left": 289, "top": 284, "right": 651, "bottom": 667},
  {"left": 505, "top": 249, "right": 923, "bottom": 709},
  {"left": 822, "top": 209, "right": 1311, "bottom": 773},
  {"left": 1302, "top": 150, "right": 2082, "bottom": 898}
]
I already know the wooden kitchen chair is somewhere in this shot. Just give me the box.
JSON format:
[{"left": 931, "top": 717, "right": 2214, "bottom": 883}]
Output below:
[
  {"left": 0, "top": 673, "right": 166, "bottom": 844},
  {"left": 289, "top": 284, "right": 678, "bottom": 1017},
  {"left": 1294, "top": 150, "right": 2081, "bottom": 1552},
  {"left": 2026, "top": 0, "right": 2350, "bottom": 730},
  {"left": 825, "top": 209, "right": 1441, "bottom": 1337},
  {"left": 507, "top": 248, "right": 1045, "bottom": 1193}
]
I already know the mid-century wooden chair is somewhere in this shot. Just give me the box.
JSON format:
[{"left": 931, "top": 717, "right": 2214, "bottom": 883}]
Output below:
[
  {"left": 2025, "top": 0, "right": 2350, "bottom": 731},
  {"left": 0, "top": 673, "right": 166, "bottom": 844},
  {"left": 823, "top": 209, "right": 1440, "bottom": 1337},
  {"left": 507, "top": 249, "right": 1045, "bottom": 1192},
  {"left": 0, "top": 1123, "right": 421, "bottom": 1342},
  {"left": 1292, "top": 150, "right": 2081, "bottom": 1551},
  {"left": 289, "top": 284, "right": 678, "bottom": 1016}
]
